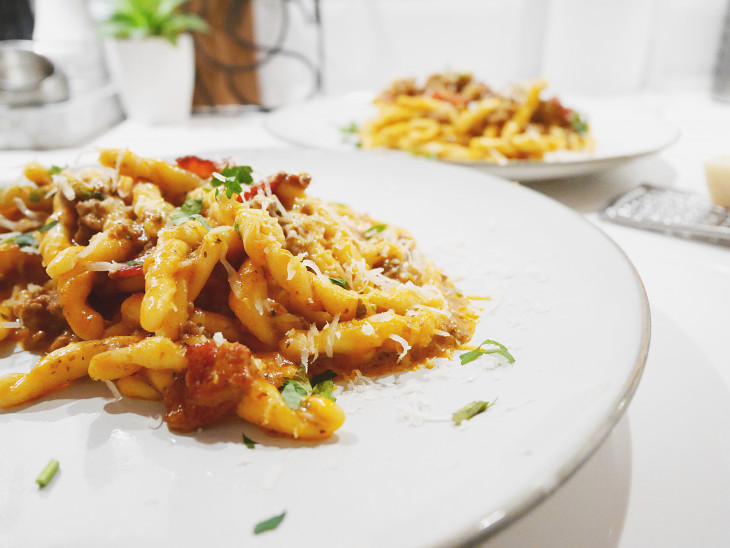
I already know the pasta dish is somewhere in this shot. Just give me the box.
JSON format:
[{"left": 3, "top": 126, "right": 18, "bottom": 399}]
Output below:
[
  {"left": 0, "top": 150, "right": 477, "bottom": 440},
  {"left": 359, "top": 73, "right": 594, "bottom": 162}
]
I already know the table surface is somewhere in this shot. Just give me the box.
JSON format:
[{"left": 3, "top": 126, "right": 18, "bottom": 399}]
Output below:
[{"left": 1, "top": 91, "right": 729, "bottom": 548}]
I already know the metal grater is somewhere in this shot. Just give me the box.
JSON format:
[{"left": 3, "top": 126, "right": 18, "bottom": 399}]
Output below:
[{"left": 600, "top": 184, "right": 730, "bottom": 246}]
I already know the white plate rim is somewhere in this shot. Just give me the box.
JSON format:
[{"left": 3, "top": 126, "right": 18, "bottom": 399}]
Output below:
[{"left": 264, "top": 93, "right": 681, "bottom": 181}]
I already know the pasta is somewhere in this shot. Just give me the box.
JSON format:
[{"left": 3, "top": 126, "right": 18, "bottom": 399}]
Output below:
[
  {"left": 359, "top": 73, "right": 594, "bottom": 162},
  {"left": 0, "top": 149, "right": 477, "bottom": 440}
]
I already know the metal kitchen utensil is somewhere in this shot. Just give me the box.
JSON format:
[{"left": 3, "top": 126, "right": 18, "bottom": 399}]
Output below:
[
  {"left": 0, "top": 41, "right": 69, "bottom": 106},
  {"left": 600, "top": 183, "right": 730, "bottom": 246}
]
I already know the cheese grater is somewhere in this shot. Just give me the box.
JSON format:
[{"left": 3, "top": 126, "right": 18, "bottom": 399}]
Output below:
[{"left": 600, "top": 184, "right": 730, "bottom": 246}]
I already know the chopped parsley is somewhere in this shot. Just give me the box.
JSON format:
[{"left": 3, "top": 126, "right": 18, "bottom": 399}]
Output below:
[
  {"left": 211, "top": 165, "right": 253, "bottom": 199},
  {"left": 328, "top": 277, "right": 348, "bottom": 289},
  {"left": 36, "top": 459, "right": 59, "bottom": 488},
  {"left": 310, "top": 369, "right": 337, "bottom": 386},
  {"left": 48, "top": 165, "right": 63, "bottom": 175},
  {"left": 1, "top": 221, "right": 57, "bottom": 247},
  {"left": 28, "top": 190, "right": 42, "bottom": 202},
  {"left": 253, "top": 511, "right": 286, "bottom": 534},
  {"left": 170, "top": 198, "right": 211, "bottom": 230},
  {"left": 279, "top": 365, "right": 337, "bottom": 409},
  {"left": 242, "top": 433, "right": 258, "bottom": 449},
  {"left": 364, "top": 224, "right": 386, "bottom": 239},
  {"left": 38, "top": 220, "right": 58, "bottom": 234},
  {"left": 459, "top": 339, "right": 514, "bottom": 365},
  {"left": 452, "top": 401, "right": 492, "bottom": 426},
  {"left": 570, "top": 111, "right": 589, "bottom": 134},
  {"left": 340, "top": 121, "right": 359, "bottom": 134},
  {"left": 125, "top": 259, "right": 144, "bottom": 266}
]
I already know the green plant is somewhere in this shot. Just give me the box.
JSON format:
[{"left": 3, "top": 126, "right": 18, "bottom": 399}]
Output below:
[{"left": 102, "top": 0, "right": 209, "bottom": 44}]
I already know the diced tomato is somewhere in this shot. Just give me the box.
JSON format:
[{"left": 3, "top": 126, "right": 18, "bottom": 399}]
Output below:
[
  {"left": 431, "top": 89, "right": 466, "bottom": 108},
  {"left": 176, "top": 155, "right": 218, "bottom": 179},
  {"left": 108, "top": 263, "right": 143, "bottom": 279}
]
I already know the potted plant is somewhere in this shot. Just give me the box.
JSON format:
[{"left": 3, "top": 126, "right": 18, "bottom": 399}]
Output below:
[{"left": 101, "top": 0, "right": 208, "bottom": 124}]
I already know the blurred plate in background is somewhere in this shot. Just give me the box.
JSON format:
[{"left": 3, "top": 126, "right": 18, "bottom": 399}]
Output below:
[{"left": 264, "top": 93, "right": 680, "bottom": 182}]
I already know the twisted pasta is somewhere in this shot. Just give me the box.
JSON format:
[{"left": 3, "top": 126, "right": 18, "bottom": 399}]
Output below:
[
  {"left": 0, "top": 149, "right": 477, "bottom": 440},
  {"left": 359, "top": 73, "right": 594, "bottom": 162}
]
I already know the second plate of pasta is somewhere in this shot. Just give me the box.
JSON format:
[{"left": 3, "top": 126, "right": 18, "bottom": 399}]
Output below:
[{"left": 264, "top": 90, "right": 679, "bottom": 182}]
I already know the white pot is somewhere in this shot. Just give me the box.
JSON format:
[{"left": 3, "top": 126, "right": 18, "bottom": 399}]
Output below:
[{"left": 104, "top": 34, "right": 195, "bottom": 125}]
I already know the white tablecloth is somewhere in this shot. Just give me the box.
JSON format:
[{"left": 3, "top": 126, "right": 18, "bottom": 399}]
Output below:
[{"left": 1, "top": 91, "right": 729, "bottom": 547}]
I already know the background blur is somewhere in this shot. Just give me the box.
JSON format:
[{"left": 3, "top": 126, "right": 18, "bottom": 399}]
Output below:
[{"left": 1, "top": 0, "right": 727, "bottom": 110}]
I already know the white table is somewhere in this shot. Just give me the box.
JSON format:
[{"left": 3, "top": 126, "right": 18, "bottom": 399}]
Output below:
[{"left": 2, "top": 91, "right": 729, "bottom": 547}]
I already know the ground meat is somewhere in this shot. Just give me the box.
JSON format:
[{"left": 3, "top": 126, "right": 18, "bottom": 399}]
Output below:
[
  {"left": 11, "top": 284, "right": 70, "bottom": 351},
  {"left": 75, "top": 199, "right": 105, "bottom": 233},
  {"left": 164, "top": 341, "right": 253, "bottom": 432}
]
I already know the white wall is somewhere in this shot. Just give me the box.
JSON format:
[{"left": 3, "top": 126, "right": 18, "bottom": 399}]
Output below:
[{"left": 319, "top": 0, "right": 728, "bottom": 96}]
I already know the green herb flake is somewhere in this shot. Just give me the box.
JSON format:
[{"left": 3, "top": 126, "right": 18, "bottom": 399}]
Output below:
[
  {"left": 170, "top": 198, "right": 210, "bottom": 230},
  {"left": 339, "top": 121, "right": 359, "bottom": 134},
  {"left": 279, "top": 366, "right": 338, "bottom": 408},
  {"left": 48, "top": 165, "right": 63, "bottom": 175},
  {"left": 253, "top": 511, "right": 286, "bottom": 534},
  {"left": 459, "top": 339, "right": 514, "bottom": 365},
  {"left": 35, "top": 459, "right": 59, "bottom": 488},
  {"left": 212, "top": 165, "right": 254, "bottom": 199},
  {"left": 242, "top": 433, "right": 258, "bottom": 449},
  {"left": 126, "top": 259, "right": 144, "bottom": 266},
  {"left": 280, "top": 380, "right": 310, "bottom": 410},
  {"left": 310, "top": 369, "right": 337, "bottom": 386},
  {"left": 28, "top": 190, "right": 42, "bottom": 203},
  {"left": 14, "top": 232, "right": 37, "bottom": 247},
  {"left": 328, "top": 276, "right": 348, "bottom": 289},
  {"left": 38, "top": 220, "right": 58, "bottom": 234},
  {"left": 364, "top": 224, "right": 386, "bottom": 239},
  {"left": 452, "top": 401, "right": 492, "bottom": 426},
  {"left": 570, "top": 111, "right": 589, "bottom": 134},
  {"left": 312, "top": 379, "right": 336, "bottom": 401}
]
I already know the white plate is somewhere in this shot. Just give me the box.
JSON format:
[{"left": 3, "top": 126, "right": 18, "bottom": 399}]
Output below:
[
  {"left": 0, "top": 149, "right": 649, "bottom": 548},
  {"left": 264, "top": 93, "right": 680, "bottom": 181}
]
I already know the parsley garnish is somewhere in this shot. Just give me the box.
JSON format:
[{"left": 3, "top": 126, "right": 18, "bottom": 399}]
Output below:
[
  {"left": 0, "top": 222, "right": 55, "bottom": 247},
  {"left": 339, "top": 121, "right": 359, "bottom": 134},
  {"left": 329, "top": 277, "right": 348, "bottom": 289},
  {"left": 364, "top": 224, "right": 386, "bottom": 239},
  {"left": 279, "top": 365, "right": 337, "bottom": 409},
  {"left": 570, "top": 111, "right": 589, "bottom": 134},
  {"left": 125, "top": 259, "right": 144, "bottom": 266},
  {"left": 459, "top": 339, "right": 514, "bottom": 365},
  {"left": 452, "top": 401, "right": 492, "bottom": 426},
  {"left": 211, "top": 165, "right": 253, "bottom": 199},
  {"left": 36, "top": 459, "right": 59, "bottom": 488},
  {"left": 242, "top": 433, "right": 258, "bottom": 449},
  {"left": 28, "top": 190, "right": 42, "bottom": 203},
  {"left": 310, "top": 369, "right": 337, "bottom": 386},
  {"left": 48, "top": 165, "right": 63, "bottom": 175},
  {"left": 38, "top": 220, "right": 58, "bottom": 234},
  {"left": 253, "top": 511, "right": 286, "bottom": 534},
  {"left": 170, "top": 198, "right": 211, "bottom": 230},
  {"left": 312, "top": 379, "right": 335, "bottom": 400}
]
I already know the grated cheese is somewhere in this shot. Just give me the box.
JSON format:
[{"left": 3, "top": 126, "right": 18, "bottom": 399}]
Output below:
[
  {"left": 324, "top": 314, "right": 340, "bottom": 358},
  {"left": 389, "top": 334, "right": 411, "bottom": 362},
  {"left": 54, "top": 175, "right": 76, "bottom": 201},
  {"left": 104, "top": 380, "right": 122, "bottom": 400},
  {"left": 13, "top": 197, "right": 43, "bottom": 220}
]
